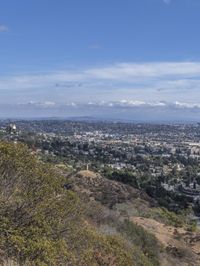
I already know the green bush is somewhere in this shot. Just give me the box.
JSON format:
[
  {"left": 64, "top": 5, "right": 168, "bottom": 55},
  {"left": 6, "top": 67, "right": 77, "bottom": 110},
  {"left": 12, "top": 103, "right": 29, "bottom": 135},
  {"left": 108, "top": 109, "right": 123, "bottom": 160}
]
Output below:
[{"left": 0, "top": 142, "right": 136, "bottom": 265}]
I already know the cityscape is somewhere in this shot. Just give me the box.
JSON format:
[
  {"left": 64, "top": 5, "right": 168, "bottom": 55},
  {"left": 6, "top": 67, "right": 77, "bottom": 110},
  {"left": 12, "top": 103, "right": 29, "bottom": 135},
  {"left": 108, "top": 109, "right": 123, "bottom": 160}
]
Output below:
[
  {"left": 1, "top": 120, "right": 200, "bottom": 217},
  {"left": 1, "top": 0, "right": 200, "bottom": 265}
]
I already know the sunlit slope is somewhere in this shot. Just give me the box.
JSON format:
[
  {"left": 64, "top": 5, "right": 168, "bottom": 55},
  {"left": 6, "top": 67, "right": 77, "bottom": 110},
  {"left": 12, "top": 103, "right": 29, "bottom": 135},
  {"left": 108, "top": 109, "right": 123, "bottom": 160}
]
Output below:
[{"left": 0, "top": 142, "right": 153, "bottom": 266}]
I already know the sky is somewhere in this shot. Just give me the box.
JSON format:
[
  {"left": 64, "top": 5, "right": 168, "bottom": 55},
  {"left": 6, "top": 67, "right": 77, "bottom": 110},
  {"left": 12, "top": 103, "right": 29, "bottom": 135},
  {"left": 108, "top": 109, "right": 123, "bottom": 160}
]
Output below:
[{"left": 1, "top": 0, "right": 200, "bottom": 121}]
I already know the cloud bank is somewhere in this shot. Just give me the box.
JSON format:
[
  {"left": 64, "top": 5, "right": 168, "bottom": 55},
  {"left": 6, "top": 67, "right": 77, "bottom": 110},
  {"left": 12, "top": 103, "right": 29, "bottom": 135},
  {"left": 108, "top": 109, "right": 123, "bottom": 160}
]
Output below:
[
  {"left": 16, "top": 100, "right": 200, "bottom": 110},
  {"left": 1, "top": 61, "right": 200, "bottom": 119},
  {"left": 2, "top": 62, "right": 200, "bottom": 91}
]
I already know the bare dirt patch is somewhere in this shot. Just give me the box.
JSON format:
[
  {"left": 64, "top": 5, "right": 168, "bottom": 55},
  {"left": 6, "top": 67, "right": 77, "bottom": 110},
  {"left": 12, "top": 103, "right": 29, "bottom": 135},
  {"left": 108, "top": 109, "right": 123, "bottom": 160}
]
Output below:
[{"left": 131, "top": 217, "right": 200, "bottom": 266}]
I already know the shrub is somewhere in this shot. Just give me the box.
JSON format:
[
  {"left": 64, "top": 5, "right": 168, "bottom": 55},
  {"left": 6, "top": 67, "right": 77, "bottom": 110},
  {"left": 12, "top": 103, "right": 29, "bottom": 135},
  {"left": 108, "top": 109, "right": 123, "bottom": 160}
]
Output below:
[
  {"left": 118, "top": 220, "right": 160, "bottom": 266},
  {"left": 0, "top": 142, "right": 136, "bottom": 265}
]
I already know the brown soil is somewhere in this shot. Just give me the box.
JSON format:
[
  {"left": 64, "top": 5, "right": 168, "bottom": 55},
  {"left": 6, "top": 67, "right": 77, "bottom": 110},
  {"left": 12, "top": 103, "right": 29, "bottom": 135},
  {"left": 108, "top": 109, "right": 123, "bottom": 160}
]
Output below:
[{"left": 132, "top": 217, "right": 200, "bottom": 266}]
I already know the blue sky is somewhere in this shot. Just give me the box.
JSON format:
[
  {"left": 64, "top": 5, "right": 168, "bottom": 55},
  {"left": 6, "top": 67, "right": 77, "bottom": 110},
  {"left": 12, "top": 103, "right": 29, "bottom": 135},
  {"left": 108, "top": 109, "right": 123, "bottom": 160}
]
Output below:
[{"left": 1, "top": 0, "right": 200, "bottom": 120}]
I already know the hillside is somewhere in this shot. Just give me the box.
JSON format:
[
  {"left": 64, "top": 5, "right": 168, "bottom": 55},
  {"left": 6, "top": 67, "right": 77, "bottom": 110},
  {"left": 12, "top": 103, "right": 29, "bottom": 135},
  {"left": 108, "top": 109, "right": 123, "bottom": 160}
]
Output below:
[
  {"left": 0, "top": 142, "right": 199, "bottom": 265},
  {"left": 68, "top": 170, "right": 200, "bottom": 266}
]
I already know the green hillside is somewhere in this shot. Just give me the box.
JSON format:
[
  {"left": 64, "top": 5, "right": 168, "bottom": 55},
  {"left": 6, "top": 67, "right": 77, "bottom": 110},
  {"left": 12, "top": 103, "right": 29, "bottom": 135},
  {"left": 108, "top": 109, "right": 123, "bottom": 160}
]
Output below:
[{"left": 0, "top": 142, "right": 160, "bottom": 266}]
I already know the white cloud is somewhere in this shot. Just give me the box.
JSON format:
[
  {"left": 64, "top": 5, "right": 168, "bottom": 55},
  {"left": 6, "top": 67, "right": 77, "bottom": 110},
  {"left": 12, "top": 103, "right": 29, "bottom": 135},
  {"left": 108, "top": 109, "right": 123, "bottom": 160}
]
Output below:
[
  {"left": 174, "top": 101, "right": 200, "bottom": 109},
  {"left": 2, "top": 61, "right": 200, "bottom": 105},
  {"left": 163, "top": 0, "right": 171, "bottom": 4},
  {"left": 85, "top": 62, "right": 200, "bottom": 80},
  {"left": 7, "top": 100, "right": 200, "bottom": 114},
  {"left": 82, "top": 100, "right": 200, "bottom": 109},
  {"left": 0, "top": 24, "right": 8, "bottom": 32},
  {"left": 2, "top": 61, "right": 200, "bottom": 91},
  {"left": 20, "top": 101, "right": 56, "bottom": 108}
]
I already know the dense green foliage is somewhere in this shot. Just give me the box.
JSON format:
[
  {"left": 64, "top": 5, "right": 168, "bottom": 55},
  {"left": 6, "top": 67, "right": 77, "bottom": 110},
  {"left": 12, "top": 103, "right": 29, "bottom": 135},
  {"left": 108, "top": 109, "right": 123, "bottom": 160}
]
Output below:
[
  {"left": 0, "top": 142, "right": 162, "bottom": 266},
  {"left": 0, "top": 142, "right": 134, "bottom": 265},
  {"left": 104, "top": 168, "right": 140, "bottom": 188},
  {"left": 0, "top": 142, "right": 81, "bottom": 265}
]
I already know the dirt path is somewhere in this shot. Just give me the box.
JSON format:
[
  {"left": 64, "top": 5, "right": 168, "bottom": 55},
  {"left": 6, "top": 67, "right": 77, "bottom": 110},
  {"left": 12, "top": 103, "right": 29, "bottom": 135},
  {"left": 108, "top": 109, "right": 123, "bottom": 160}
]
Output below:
[{"left": 131, "top": 217, "right": 200, "bottom": 266}]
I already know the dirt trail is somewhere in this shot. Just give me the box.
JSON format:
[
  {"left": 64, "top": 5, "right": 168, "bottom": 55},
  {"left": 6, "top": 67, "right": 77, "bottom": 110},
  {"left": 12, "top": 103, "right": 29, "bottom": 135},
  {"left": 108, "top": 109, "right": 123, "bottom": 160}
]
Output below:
[{"left": 132, "top": 217, "right": 200, "bottom": 266}]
